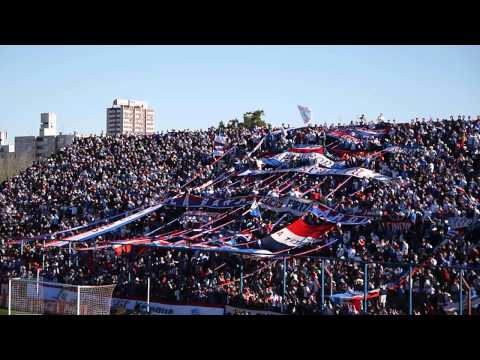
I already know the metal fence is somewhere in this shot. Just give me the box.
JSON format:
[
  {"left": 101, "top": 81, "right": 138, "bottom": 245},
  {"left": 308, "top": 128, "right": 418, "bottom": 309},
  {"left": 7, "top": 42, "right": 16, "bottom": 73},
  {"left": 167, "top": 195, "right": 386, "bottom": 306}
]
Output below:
[{"left": 116, "top": 253, "right": 480, "bottom": 315}]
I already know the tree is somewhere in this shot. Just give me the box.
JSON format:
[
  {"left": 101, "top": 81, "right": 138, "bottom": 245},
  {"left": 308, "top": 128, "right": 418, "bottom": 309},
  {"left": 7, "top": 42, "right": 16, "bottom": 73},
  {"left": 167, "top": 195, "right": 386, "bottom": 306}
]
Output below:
[
  {"left": 242, "top": 110, "right": 268, "bottom": 129},
  {"left": 227, "top": 118, "right": 240, "bottom": 129},
  {"left": 218, "top": 111, "right": 269, "bottom": 130}
]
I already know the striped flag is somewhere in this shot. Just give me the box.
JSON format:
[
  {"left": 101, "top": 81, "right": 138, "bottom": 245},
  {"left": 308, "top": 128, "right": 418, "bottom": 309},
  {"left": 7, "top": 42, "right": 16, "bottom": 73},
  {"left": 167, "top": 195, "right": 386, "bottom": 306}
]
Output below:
[
  {"left": 213, "top": 133, "right": 227, "bottom": 157},
  {"left": 260, "top": 218, "right": 334, "bottom": 251}
]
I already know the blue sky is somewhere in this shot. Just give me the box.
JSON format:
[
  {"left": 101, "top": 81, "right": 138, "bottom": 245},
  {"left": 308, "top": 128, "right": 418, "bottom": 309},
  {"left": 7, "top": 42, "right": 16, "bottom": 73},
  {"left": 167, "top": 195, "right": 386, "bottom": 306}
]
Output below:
[{"left": 0, "top": 45, "right": 479, "bottom": 141}]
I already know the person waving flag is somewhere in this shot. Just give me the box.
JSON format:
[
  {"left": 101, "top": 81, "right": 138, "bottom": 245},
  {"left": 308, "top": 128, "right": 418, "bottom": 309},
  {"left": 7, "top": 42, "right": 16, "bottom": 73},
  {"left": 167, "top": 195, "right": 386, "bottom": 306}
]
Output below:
[
  {"left": 298, "top": 105, "right": 312, "bottom": 125},
  {"left": 250, "top": 199, "right": 262, "bottom": 219}
]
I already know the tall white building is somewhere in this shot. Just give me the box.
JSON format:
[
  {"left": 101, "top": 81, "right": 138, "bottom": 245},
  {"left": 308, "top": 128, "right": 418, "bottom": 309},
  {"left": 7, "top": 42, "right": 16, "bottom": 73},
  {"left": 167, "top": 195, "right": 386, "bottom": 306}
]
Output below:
[
  {"left": 106, "top": 99, "right": 155, "bottom": 136},
  {"left": 40, "top": 112, "right": 58, "bottom": 136},
  {"left": 0, "top": 130, "right": 14, "bottom": 154},
  {"left": 0, "top": 130, "right": 8, "bottom": 146}
]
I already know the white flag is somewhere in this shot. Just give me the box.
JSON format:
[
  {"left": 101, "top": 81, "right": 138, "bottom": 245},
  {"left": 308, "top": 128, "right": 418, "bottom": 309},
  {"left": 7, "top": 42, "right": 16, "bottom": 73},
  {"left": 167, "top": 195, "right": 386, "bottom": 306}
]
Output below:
[{"left": 298, "top": 105, "right": 312, "bottom": 124}]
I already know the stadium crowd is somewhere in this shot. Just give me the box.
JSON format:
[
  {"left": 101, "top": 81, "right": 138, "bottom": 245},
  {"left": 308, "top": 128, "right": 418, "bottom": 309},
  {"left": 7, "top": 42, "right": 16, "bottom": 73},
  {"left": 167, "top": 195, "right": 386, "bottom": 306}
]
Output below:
[{"left": 1, "top": 115, "right": 480, "bottom": 315}]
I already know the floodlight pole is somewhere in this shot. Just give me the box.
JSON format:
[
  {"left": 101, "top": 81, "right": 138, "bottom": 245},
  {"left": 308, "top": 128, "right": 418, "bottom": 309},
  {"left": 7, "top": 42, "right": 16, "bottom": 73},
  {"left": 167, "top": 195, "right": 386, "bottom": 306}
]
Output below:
[
  {"left": 36, "top": 268, "right": 40, "bottom": 296},
  {"left": 8, "top": 279, "right": 12, "bottom": 316},
  {"left": 77, "top": 286, "right": 81, "bottom": 315},
  {"left": 68, "top": 242, "right": 72, "bottom": 267},
  {"left": 147, "top": 277, "right": 151, "bottom": 314},
  {"left": 363, "top": 263, "right": 368, "bottom": 314},
  {"left": 240, "top": 264, "right": 244, "bottom": 295},
  {"left": 42, "top": 239, "right": 46, "bottom": 269},
  {"left": 321, "top": 259, "right": 325, "bottom": 312},
  {"left": 459, "top": 269, "right": 463, "bottom": 316},
  {"left": 408, "top": 264, "right": 413, "bottom": 316},
  {"left": 282, "top": 257, "right": 287, "bottom": 313}
]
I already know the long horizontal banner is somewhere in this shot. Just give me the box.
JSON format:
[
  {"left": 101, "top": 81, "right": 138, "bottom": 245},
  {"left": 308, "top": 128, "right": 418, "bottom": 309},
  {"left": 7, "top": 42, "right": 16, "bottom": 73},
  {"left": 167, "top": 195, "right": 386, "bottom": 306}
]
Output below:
[
  {"left": 238, "top": 166, "right": 390, "bottom": 182},
  {"left": 163, "top": 194, "right": 252, "bottom": 209},
  {"left": 289, "top": 144, "right": 325, "bottom": 154},
  {"left": 260, "top": 195, "right": 313, "bottom": 216},
  {"left": 310, "top": 204, "right": 372, "bottom": 225},
  {"left": 259, "top": 196, "right": 371, "bottom": 225},
  {"left": 327, "top": 130, "right": 362, "bottom": 144},
  {"left": 448, "top": 217, "right": 479, "bottom": 229},
  {"left": 262, "top": 151, "right": 336, "bottom": 168},
  {"left": 44, "top": 204, "right": 164, "bottom": 248},
  {"left": 111, "top": 297, "right": 225, "bottom": 315},
  {"left": 146, "top": 239, "right": 274, "bottom": 257},
  {"left": 383, "top": 219, "right": 412, "bottom": 233},
  {"left": 6, "top": 207, "right": 142, "bottom": 246},
  {"left": 350, "top": 128, "right": 387, "bottom": 139}
]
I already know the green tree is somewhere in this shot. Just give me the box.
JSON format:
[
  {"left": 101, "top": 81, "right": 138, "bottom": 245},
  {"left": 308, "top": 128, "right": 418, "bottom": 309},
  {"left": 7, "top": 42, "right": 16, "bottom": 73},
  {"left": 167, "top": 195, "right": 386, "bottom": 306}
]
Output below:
[
  {"left": 242, "top": 110, "right": 268, "bottom": 129},
  {"left": 227, "top": 118, "right": 240, "bottom": 129},
  {"left": 218, "top": 120, "right": 226, "bottom": 129}
]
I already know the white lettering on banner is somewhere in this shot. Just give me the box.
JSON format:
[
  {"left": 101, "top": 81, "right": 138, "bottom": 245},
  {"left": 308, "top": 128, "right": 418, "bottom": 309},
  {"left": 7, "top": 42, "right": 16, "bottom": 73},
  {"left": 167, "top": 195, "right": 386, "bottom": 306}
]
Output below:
[
  {"left": 384, "top": 221, "right": 412, "bottom": 233},
  {"left": 271, "top": 229, "right": 311, "bottom": 247},
  {"left": 165, "top": 196, "right": 251, "bottom": 209},
  {"left": 110, "top": 298, "right": 224, "bottom": 316},
  {"left": 263, "top": 152, "right": 335, "bottom": 168},
  {"left": 260, "top": 196, "right": 311, "bottom": 217},
  {"left": 259, "top": 196, "right": 371, "bottom": 225}
]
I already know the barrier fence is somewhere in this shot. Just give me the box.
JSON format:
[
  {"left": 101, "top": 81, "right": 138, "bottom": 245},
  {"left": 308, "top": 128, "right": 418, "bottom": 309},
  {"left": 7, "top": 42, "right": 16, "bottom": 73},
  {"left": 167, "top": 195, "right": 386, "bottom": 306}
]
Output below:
[
  {"left": 110, "top": 254, "right": 479, "bottom": 315},
  {"left": 1, "top": 255, "right": 478, "bottom": 315}
]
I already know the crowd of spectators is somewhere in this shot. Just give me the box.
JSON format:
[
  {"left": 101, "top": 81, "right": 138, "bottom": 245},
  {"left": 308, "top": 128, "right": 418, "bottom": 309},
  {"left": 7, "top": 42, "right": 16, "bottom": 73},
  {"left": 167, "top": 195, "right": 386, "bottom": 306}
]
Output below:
[{"left": 1, "top": 115, "right": 479, "bottom": 315}]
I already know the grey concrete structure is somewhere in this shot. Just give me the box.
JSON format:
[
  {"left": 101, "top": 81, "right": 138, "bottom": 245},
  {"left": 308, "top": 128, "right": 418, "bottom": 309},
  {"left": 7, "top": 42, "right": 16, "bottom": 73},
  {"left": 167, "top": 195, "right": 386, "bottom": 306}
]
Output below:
[{"left": 0, "top": 113, "right": 76, "bottom": 183}]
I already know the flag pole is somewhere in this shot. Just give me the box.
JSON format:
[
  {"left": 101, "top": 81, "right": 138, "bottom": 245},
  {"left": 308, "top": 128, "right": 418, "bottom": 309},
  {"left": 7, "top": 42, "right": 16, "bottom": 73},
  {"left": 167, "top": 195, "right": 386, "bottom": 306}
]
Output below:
[
  {"left": 363, "top": 262, "right": 368, "bottom": 314},
  {"left": 240, "top": 264, "right": 244, "bottom": 297},
  {"left": 459, "top": 269, "right": 463, "bottom": 316},
  {"left": 147, "top": 277, "right": 150, "bottom": 314},
  {"left": 282, "top": 257, "right": 287, "bottom": 313},
  {"left": 408, "top": 263, "right": 413, "bottom": 316},
  {"left": 321, "top": 259, "right": 325, "bottom": 312}
]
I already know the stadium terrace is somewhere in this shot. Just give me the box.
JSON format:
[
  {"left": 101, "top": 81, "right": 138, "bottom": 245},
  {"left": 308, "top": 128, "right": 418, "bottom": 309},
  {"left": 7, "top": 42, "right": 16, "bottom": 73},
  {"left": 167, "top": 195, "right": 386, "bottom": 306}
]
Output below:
[{"left": 1, "top": 115, "right": 480, "bottom": 315}]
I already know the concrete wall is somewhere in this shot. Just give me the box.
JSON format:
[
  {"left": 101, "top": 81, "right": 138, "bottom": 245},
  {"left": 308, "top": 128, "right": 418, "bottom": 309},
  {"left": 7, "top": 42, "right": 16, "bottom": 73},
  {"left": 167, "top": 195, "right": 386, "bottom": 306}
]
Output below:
[
  {"left": 0, "top": 152, "right": 36, "bottom": 184},
  {"left": 15, "top": 136, "right": 36, "bottom": 157}
]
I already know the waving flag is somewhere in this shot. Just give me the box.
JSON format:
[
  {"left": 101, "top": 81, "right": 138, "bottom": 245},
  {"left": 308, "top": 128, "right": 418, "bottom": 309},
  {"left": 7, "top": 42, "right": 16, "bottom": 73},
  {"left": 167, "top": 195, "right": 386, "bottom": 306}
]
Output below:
[
  {"left": 250, "top": 200, "right": 262, "bottom": 218},
  {"left": 298, "top": 105, "right": 312, "bottom": 125},
  {"left": 260, "top": 218, "right": 335, "bottom": 251},
  {"left": 330, "top": 289, "right": 380, "bottom": 312},
  {"left": 213, "top": 133, "right": 227, "bottom": 157}
]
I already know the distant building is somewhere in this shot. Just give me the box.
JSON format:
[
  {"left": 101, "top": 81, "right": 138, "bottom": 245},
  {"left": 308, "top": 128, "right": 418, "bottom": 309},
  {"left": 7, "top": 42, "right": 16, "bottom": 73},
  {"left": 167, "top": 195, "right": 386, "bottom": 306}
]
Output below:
[
  {"left": 14, "top": 112, "right": 75, "bottom": 159},
  {"left": 106, "top": 98, "right": 155, "bottom": 136},
  {"left": 40, "top": 112, "right": 58, "bottom": 136},
  {"left": 1, "top": 113, "right": 77, "bottom": 183},
  {"left": 0, "top": 131, "right": 14, "bottom": 154}
]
